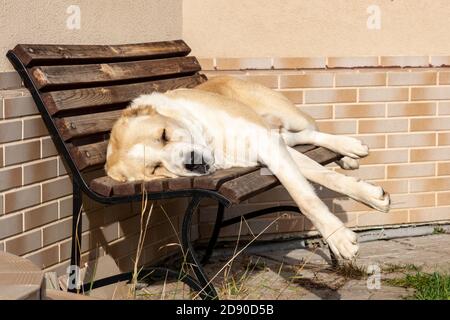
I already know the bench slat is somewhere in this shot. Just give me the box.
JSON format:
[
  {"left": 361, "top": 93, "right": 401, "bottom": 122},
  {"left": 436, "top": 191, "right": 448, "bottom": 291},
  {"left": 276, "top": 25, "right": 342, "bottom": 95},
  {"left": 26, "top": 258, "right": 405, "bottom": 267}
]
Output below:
[
  {"left": 12, "top": 40, "right": 191, "bottom": 67},
  {"left": 69, "top": 140, "right": 109, "bottom": 170},
  {"left": 55, "top": 110, "right": 122, "bottom": 141},
  {"left": 43, "top": 74, "right": 207, "bottom": 115},
  {"left": 31, "top": 56, "right": 201, "bottom": 90},
  {"left": 218, "top": 146, "right": 339, "bottom": 203}
]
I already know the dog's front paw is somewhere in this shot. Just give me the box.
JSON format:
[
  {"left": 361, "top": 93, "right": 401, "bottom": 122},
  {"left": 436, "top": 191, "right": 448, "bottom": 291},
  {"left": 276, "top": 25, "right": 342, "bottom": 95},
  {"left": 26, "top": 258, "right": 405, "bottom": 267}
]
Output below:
[
  {"left": 335, "top": 136, "right": 369, "bottom": 159},
  {"left": 326, "top": 227, "right": 359, "bottom": 260}
]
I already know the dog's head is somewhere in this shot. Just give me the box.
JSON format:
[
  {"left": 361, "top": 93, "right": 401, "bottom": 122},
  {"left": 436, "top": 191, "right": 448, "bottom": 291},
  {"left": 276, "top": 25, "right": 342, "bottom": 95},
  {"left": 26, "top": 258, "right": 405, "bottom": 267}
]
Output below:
[{"left": 105, "top": 95, "right": 215, "bottom": 182}]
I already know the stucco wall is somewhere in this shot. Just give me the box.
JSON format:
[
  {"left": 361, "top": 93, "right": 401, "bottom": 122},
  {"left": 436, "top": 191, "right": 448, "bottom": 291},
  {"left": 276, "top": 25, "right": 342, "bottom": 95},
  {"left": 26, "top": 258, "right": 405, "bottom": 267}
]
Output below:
[
  {"left": 183, "top": 0, "right": 450, "bottom": 58},
  {"left": 0, "top": 0, "right": 182, "bottom": 71}
]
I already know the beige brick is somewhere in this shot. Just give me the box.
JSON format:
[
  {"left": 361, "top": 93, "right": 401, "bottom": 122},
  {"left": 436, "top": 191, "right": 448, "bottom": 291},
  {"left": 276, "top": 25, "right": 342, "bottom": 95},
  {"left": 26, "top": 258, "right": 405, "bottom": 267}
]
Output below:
[
  {"left": 3, "top": 96, "right": 38, "bottom": 119},
  {"left": 387, "top": 163, "right": 435, "bottom": 178},
  {"left": 387, "top": 133, "right": 436, "bottom": 148},
  {"left": 388, "top": 71, "right": 436, "bottom": 86},
  {"left": 359, "top": 88, "right": 409, "bottom": 102},
  {"left": 411, "top": 117, "right": 450, "bottom": 132},
  {"left": 0, "top": 146, "right": 3, "bottom": 168},
  {"left": 0, "top": 213, "right": 23, "bottom": 240},
  {"left": 409, "top": 206, "right": 450, "bottom": 223},
  {"left": 335, "top": 72, "right": 386, "bottom": 87},
  {"left": 273, "top": 57, "right": 326, "bottom": 69},
  {"left": 241, "top": 75, "right": 278, "bottom": 88},
  {"left": 304, "top": 211, "right": 358, "bottom": 229},
  {"left": 216, "top": 58, "right": 272, "bottom": 70},
  {"left": 438, "top": 71, "right": 450, "bottom": 85},
  {"left": 410, "top": 177, "right": 450, "bottom": 192},
  {"left": 439, "top": 133, "right": 450, "bottom": 146},
  {"left": 4, "top": 184, "right": 41, "bottom": 214},
  {"left": 359, "top": 119, "right": 408, "bottom": 134},
  {"left": 327, "top": 57, "right": 378, "bottom": 68},
  {"left": 410, "top": 147, "right": 450, "bottom": 162},
  {"left": 24, "top": 202, "right": 58, "bottom": 230},
  {"left": 316, "top": 120, "right": 356, "bottom": 134},
  {"left": 412, "top": 86, "right": 450, "bottom": 101},
  {"left": 41, "top": 136, "right": 58, "bottom": 158},
  {"left": 0, "top": 166, "right": 22, "bottom": 192},
  {"left": 4, "top": 140, "right": 40, "bottom": 166},
  {"left": 5, "top": 229, "right": 41, "bottom": 256},
  {"left": 335, "top": 103, "right": 385, "bottom": 119},
  {"left": 275, "top": 217, "right": 304, "bottom": 233},
  {"left": 248, "top": 186, "right": 292, "bottom": 203},
  {"left": 352, "top": 135, "right": 386, "bottom": 149},
  {"left": 380, "top": 56, "right": 429, "bottom": 67},
  {"left": 279, "top": 90, "right": 303, "bottom": 103},
  {"left": 25, "top": 245, "right": 59, "bottom": 269},
  {"left": 279, "top": 73, "right": 333, "bottom": 88},
  {"left": 358, "top": 210, "right": 409, "bottom": 227},
  {"left": 23, "top": 117, "right": 48, "bottom": 139},
  {"left": 305, "top": 89, "right": 356, "bottom": 104},
  {"left": 58, "top": 157, "right": 68, "bottom": 175},
  {"left": 197, "top": 58, "right": 214, "bottom": 70},
  {"left": 388, "top": 102, "right": 436, "bottom": 117},
  {"left": 59, "top": 196, "right": 73, "bottom": 218},
  {"left": 42, "top": 176, "right": 72, "bottom": 202},
  {"left": 0, "top": 71, "right": 22, "bottom": 90},
  {"left": 297, "top": 105, "right": 332, "bottom": 120},
  {"left": 439, "top": 102, "right": 450, "bottom": 115},
  {"left": 391, "top": 193, "right": 435, "bottom": 210},
  {"left": 42, "top": 218, "right": 72, "bottom": 246},
  {"left": 374, "top": 180, "right": 409, "bottom": 194},
  {"left": 437, "top": 192, "right": 450, "bottom": 206},
  {"left": 431, "top": 56, "right": 450, "bottom": 67},
  {"left": 23, "top": 158, "right": 58, "bottom": 185},
  {"left": 438, "top": 162, "right": 450, "bottom": 176},
  {"left": 0, "top": 195, "right": 3, "bottom": 215},
  {"left": 336, "top": 165, "right": 385, "bottom": 180},
  {"left": 0, "top": 120, "right": 22, "bottom": 143},
  {"left": 360, "top": 149, "right": 408, "bottom": 165},
  {"left": 333, "top": 197, "right": 374, "bottom": 213}
]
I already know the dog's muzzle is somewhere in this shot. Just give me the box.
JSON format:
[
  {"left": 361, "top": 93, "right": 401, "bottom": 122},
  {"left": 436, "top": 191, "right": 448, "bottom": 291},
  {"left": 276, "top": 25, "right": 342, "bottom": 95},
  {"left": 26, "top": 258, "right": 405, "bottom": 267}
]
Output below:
[{"left": 184, "top": 150, "right": 213, "bottom": 174}]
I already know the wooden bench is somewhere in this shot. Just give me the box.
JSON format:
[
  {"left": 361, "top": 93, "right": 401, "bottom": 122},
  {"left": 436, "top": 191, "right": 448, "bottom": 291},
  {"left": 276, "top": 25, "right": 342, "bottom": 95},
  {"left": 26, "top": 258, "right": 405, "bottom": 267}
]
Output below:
[{"left": 7, "top": 40, "right": 341, "bottom": 300}]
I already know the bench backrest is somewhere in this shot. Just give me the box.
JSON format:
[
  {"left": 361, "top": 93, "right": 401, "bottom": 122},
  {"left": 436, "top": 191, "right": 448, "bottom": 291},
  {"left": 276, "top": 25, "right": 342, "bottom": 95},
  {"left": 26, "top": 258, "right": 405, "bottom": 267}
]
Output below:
[{"left": 8, "top": 41, "right": 206, "bottom": 175}]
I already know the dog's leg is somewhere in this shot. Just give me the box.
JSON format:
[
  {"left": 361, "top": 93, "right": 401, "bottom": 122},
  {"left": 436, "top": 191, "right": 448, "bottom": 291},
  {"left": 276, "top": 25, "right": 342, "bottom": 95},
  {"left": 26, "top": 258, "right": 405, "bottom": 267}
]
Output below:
[
  {"left": 281, "top": 129, "right": 369, "bottom": 159},
  {"left": 286, "top": 146, "right": 390, "bottom": 213},
  {"left": 258, "top": 137, "right": 359, "bottom": 260}
]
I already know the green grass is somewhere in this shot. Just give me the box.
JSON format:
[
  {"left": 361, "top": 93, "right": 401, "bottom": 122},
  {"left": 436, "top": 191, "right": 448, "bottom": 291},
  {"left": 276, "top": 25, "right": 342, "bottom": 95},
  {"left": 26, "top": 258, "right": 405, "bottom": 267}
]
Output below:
[
  {"left": 432, "top": 226, "right": 446, "bottom": 235},
  {"left": 386, "top": 272, "right": 450, "bottom": 300}
]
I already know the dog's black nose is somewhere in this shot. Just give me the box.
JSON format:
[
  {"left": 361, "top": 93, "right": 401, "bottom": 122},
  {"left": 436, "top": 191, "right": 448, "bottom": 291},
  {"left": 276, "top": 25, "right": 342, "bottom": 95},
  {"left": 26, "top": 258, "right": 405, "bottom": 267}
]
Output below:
[{"left": 184, "top": 151, "right": 210, "bottom": 174}]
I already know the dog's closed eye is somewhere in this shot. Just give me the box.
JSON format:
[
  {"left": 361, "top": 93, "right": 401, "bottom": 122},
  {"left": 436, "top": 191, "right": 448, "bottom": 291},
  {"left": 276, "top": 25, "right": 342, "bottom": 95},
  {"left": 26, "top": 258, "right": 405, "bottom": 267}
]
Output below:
[{"left": 161, "top": 128, "right": 168, "bottom": 142}]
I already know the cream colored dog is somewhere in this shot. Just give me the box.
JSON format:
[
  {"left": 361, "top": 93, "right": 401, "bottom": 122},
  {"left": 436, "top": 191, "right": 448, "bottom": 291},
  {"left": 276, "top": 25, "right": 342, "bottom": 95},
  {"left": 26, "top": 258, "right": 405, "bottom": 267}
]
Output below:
[{"left": 106, "top": 76, "right": 390, "bottom": 260}]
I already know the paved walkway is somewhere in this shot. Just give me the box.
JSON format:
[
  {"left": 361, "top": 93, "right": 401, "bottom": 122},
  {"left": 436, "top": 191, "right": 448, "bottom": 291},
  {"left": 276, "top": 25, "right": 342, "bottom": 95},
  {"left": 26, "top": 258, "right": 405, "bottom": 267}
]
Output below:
[{"left": 134, "top": 233, "right": 449, "bottom": 300}]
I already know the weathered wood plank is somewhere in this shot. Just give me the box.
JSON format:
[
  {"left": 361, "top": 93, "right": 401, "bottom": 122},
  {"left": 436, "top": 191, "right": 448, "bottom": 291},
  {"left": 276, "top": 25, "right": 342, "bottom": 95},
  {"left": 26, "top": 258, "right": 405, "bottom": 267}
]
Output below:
[
  {"left": 55, "top": 110, "right": 122, "bottom": 141},
  {"left": 90, "top": 176, "right": 121, "bottom": 196},
  {"left": 304, "top": 146, "right": 341, "bottom": 165},
  {"left": 12, "top": 40, "right": 191, "bottom": 67},
  {"left": 218, "top": 171, "right": 280, "bottom": 204},
  {"left": 43, "top": 74, "right": 207, "bottom": 115},
  {"left": 68, "top": 140, "right": 108, "bottom": 170},
  {"left": 193, "top": 167, "right": 258, "bottom": 190},
  {"left": 31, "top": 56, "right": 201, "bottom": 90}
]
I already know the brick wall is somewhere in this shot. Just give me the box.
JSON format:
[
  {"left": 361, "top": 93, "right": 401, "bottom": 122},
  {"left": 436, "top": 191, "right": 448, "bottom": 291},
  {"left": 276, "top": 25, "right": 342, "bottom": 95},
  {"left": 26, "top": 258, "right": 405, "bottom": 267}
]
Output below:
[
  {"left": 197, "top": 56, "right": 450, "bottom": 242},
  {"left": 1, "top": 56, "right": 450, "bottom": 275},
  {"left": 0, "top": 71, "right": 190, "bottom": 274}
]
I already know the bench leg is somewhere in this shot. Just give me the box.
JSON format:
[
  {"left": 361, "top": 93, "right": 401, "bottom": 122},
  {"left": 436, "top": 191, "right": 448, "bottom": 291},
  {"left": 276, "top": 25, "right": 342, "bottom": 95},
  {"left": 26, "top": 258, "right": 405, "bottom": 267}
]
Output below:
[
  {"left": 68, "top": 179, "right": 83, "bottom": 293},
  {"left": 201, "top": 203, "right": 225, "bottom": 264},
  {"left": 181, "top": 195, "right": 219, "bottom": 300}
]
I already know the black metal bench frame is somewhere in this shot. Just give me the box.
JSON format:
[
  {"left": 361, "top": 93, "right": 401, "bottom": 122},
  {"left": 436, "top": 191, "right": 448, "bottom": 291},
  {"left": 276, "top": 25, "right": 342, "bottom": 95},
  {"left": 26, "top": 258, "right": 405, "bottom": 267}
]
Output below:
[{"left": 7, "top": 42, "right": 340, "bottom": 300}]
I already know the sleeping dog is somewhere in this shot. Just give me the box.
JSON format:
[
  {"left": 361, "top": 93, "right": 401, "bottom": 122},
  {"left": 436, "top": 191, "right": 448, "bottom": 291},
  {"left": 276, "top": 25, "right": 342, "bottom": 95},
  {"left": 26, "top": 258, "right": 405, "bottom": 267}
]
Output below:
[{"left": 105, "top": 76, "right": 390, "bottom": 260}]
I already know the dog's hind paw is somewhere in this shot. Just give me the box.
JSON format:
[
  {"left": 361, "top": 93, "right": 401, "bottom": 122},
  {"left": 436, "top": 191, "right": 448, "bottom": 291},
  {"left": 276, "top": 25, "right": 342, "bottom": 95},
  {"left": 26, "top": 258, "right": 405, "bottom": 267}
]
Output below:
[
  {"left": 336, "top": 156, "right": 359, "bottom": 170},
  {"left": 327, "top": 228, "right": 359, "bottom": 260}
]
